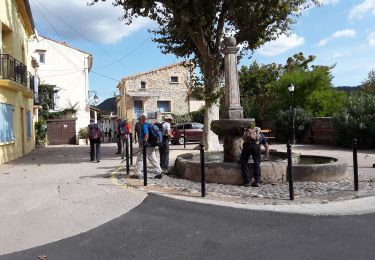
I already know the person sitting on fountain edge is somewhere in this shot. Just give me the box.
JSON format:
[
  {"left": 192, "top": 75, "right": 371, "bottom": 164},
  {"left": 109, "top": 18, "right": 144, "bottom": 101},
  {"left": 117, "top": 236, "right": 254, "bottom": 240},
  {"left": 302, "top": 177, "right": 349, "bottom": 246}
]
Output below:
[{"left": 240, "top": 123, "right": 266, "bottom": 187}]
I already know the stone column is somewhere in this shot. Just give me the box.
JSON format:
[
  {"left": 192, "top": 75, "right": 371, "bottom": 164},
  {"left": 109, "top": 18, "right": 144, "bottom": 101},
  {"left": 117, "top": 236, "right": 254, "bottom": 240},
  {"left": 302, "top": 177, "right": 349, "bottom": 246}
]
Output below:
[{"left": 223, "top": 37, "right": 243, "bottom": 120}]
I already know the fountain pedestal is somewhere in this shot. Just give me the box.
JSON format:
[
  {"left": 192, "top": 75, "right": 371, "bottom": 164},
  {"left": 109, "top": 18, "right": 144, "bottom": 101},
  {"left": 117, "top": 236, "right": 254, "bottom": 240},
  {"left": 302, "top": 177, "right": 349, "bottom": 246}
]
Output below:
[{"left": 211, "top": 37, "right": 254, "bottom": 162}]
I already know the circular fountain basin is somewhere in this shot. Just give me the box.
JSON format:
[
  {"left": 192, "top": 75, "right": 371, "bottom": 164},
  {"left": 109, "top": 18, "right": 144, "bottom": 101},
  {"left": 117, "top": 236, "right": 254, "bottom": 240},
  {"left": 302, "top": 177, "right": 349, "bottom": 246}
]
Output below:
[
  {"left": 174, "top": 152, "right": 347, "bottom": 185},
  {"left": 292, "top": 155, "right": 348, "bottom": 182}
]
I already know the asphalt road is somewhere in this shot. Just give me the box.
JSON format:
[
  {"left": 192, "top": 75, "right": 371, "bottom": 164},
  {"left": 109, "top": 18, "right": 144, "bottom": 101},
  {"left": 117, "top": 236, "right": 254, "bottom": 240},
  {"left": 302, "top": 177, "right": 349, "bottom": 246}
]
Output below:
[{"left": 1, "top": 193, "right": 374, "bottom": 260}]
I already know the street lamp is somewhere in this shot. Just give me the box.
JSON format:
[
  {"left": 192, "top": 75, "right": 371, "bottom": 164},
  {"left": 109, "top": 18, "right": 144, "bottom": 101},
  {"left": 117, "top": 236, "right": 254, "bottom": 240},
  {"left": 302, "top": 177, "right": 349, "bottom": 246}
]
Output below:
[
  {"left": 288, "top": 84, "right": 296, "bottom": 145},
  {"left": 88, "top": 91, "right": 99, "bottom": 106},
  {"left": 93, "top": 94, "right": 99, "bottom": 106}
]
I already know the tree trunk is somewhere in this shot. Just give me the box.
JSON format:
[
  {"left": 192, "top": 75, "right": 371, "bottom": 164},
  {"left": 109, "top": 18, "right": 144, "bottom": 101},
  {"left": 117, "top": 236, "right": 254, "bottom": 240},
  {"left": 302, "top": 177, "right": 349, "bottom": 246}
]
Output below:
[
  {"left": 200, "top": 55, "right": 223, "bottom": 151},
  {"left": 203, "top": 102, "right": 221, "bottom": 151}
]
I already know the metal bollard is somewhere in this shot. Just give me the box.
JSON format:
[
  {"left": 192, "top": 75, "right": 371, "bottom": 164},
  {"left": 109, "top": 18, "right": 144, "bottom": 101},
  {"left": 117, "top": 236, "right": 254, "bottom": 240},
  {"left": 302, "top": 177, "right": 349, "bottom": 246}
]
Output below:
[
  {"left": 125, "top": 137, "right": 130, "bottom": 175},
  {"left": 143, "top": 142, "right": 147, "bottom": 186},
  {"left": 200, "top": 143, "right": 206, "bottom": 197},
  {"left": 183, "top": 125, "right": 186, "bottom": 149},
  {"left": 353, "top": 138, "right": 358, "bottom": 191},
  {"left": 129, "top": 133, "right": 133, "bottom": 165},
  {"left": 287, "top": 142, "right": 294, "bottom": 200}
]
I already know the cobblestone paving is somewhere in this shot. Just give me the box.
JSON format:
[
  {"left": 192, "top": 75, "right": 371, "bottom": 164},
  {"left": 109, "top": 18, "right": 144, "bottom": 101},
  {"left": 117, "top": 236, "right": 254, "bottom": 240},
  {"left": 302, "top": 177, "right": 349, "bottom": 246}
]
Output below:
[{"left": 116, "top": 167, "right": 375, "bottom": 205}]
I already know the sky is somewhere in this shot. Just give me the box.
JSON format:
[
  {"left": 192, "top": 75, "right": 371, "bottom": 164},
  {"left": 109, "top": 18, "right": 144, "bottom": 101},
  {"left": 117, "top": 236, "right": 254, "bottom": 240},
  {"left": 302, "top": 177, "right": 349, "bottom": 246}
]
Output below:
[{"left": 28, "top": 0, "right": 375, "bottom": 103}]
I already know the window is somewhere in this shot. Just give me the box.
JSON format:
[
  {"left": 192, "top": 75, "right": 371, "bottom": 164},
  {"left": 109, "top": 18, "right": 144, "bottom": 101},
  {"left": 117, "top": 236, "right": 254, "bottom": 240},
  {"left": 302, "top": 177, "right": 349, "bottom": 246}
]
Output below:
[
  {"left": 193, "top": 123, "right": 204, "bottom": 129},
  {"left": 141, "top": 81, "right": 146, "bottom": 89},
  {"left": 157, "top": 101, "right": 171, "bottom": 113},
  {"left": 39, "top": 53, "right": 45, "bottom": 64},
  {"left": 0, "top": 103, "right": 15, "bottom": 143},
  {"left": 170, "top": 76, "right": 179, "bottom": 83},
  {"left": 184, "top": 124, "right": 193, "bottom": 129},
  {"left": 26, "top": 111, "right": 31, "bottom": 139}
]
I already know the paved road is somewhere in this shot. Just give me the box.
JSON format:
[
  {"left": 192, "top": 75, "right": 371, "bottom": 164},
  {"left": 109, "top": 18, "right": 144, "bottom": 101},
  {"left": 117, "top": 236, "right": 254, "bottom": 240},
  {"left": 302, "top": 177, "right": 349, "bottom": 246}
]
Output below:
[
  {"left": 0, "top": 143, "right": 147, "bottom": 255},
  {"left": 1, "top": 193, "right": 374, "bottom": 260}
]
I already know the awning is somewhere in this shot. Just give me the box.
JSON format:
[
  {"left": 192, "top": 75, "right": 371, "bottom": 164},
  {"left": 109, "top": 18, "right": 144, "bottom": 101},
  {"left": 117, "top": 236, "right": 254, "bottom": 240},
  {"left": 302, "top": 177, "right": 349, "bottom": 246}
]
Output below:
[{"left": 126, "top": 91, "right": 159, "bottom": 98}]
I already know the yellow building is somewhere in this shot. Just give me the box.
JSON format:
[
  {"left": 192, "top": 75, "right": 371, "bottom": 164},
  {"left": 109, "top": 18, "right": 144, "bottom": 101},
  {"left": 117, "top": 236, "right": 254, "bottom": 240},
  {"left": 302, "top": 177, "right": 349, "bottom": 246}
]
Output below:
[{"left": 0, "top": 0, "right": 35, "bottom": 163}]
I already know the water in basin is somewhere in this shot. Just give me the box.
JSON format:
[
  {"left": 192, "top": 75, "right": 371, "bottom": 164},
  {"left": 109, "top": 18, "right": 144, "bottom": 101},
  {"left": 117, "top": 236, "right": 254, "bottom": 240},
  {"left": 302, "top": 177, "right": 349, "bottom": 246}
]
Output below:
[{"left": 297, "top": 155, "right": 337, "bottom": 165}]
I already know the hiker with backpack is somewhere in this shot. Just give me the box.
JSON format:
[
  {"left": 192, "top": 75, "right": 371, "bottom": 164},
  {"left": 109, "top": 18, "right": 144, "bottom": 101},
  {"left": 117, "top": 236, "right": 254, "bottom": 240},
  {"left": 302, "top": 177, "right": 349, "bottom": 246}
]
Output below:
[
  {"left": 133, "top": 113, "right": 163, "bottom": 179},
  {"left": 240, "top": 123, "right": 263, "bottom": 187},
  {"left": 158, "top": 114, "right": 173, "bottom": 172},
  {"left": 86, "top": 119, "right": 103, "bottom": 163},
  {"left": 115, "top": 118, "right": 130, "bottom": 157}
]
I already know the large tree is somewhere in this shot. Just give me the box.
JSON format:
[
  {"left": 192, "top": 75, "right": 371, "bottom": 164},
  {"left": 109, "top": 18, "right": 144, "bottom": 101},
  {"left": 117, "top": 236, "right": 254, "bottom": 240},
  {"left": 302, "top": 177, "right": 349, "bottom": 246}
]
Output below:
[
  {"left": 361, "top": 70, "right": 375, "bottom": 94},
  {"left": 91, "top": 0, "right": 317, "bottom": 150}
]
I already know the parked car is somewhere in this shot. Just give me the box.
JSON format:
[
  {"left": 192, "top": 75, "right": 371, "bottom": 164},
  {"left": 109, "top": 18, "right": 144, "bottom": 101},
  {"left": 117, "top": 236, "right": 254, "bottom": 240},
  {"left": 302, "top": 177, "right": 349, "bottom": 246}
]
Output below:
[{"left": 171, "top": 122, "right": 204, "bottom": 145}]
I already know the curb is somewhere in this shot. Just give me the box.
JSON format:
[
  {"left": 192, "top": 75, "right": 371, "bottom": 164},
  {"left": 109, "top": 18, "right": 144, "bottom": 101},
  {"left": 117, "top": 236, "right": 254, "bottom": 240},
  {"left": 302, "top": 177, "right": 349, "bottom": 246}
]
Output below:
[{"left": 149, "top": 191, "right": 375, "bottom": 216}]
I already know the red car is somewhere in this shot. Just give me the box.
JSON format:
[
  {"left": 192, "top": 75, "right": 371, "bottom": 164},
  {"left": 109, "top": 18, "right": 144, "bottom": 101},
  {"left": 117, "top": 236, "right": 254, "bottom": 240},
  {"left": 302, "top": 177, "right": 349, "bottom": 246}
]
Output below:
[{"left": 171, "top": 122, "right": 204, "bottom": 145}]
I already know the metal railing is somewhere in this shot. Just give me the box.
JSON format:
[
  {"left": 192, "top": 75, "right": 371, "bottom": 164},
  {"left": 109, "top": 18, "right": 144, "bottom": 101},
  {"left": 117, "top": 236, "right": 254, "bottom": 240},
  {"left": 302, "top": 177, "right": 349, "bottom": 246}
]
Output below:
[{"left": 0, "top": 54, "right": 29, "bottom": 88}]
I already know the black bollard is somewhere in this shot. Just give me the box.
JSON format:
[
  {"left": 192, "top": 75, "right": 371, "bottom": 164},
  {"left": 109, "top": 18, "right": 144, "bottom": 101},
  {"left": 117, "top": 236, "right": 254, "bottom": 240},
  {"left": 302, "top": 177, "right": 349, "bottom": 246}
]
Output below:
[
  {"left": 287, "top": 142, "right": 294, "bottom": 200},
  {"left": 125, "top": 137, "right": 130, "bottom": 175},
  {"left": 200, "top": 143, "right": 206, "bottom": 197},
  {"left": 129, "top": 133, "right": 133, "bottom": 165},
  {"left": 353, "top": 138, "right": 359, "bottom": 191},
  {"left": 183, "top": 125, "right": 186, "bottom": 149},
  {"left": 143, "top": 142, "right": 147, "bottom": 186}
]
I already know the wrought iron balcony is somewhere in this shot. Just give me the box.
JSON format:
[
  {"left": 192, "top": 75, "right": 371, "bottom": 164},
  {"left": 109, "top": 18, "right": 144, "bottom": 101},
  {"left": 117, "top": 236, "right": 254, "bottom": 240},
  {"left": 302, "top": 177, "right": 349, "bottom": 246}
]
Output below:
[{"left": 0, "top": 54, "right": 29, "bottom": 88}]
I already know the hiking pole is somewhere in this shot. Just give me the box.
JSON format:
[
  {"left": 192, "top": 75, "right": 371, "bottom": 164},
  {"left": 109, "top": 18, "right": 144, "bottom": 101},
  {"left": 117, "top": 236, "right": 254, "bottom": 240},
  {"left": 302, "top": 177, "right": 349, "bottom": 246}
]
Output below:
[
  {"left": 129, "top": 133, "right": 133, "bottom": 165},
  {"left": 125, "top": 137, "right": 130, "bottom": 175},
  {"left": 200, "top": 143, "right": 206, "bottom": 197},
  {"left": 353, "top": 138, "right": 359, "bottom": 191},
  {"left": 143, "top": 142, "right": 147, "bottom": 186},
  {"left": 287, "top": 142, "right": 294, "bottom": 200}
]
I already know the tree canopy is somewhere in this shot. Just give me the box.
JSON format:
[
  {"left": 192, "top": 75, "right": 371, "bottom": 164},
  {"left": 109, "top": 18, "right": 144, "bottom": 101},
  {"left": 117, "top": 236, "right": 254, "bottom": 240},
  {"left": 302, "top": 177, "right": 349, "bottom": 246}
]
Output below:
[
  {"left": 90, "top": 0, "right": 318, "bottom": 149},
  {"left": 239, "top": 52, "right": 348, "bottom": 126}
]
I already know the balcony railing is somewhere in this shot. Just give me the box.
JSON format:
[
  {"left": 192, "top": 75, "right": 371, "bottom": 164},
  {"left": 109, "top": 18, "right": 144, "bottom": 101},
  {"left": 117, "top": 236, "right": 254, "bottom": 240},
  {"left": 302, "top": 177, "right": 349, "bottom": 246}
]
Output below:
[{"left": 0, "top": 54, "right": 29, "bottom": 88}]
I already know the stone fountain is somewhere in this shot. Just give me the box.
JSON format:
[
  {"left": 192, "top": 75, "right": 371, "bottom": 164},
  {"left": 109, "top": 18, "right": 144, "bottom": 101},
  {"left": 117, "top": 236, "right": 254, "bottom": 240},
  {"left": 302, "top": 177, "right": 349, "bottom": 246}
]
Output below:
[{"left": 174, "top": 37, "right": 348, "bottom": 185}]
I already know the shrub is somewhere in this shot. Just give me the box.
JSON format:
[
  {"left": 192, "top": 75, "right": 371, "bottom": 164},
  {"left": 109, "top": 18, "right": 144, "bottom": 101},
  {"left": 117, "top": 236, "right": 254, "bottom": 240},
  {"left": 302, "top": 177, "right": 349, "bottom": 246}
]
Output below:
[
  {"left": 271, "top": 107, "right": 311, "bottom": 142},
  {"left": 78, "top": 127, "right": 88, "bottom": 139},
  {"left": 333, "top": 93, "right": 375, "bottom": 148},
  {"left": 35, "top": 119, "right": 48, "bottom": 145},
  {"left": 172, "top": 108, "right": 205, "bottom": 125}
]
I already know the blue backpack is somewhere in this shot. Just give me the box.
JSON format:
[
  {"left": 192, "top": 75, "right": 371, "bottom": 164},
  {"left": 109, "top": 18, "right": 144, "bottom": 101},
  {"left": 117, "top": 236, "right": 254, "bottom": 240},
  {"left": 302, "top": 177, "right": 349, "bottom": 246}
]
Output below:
[{"left": 147, "top": 123, "right": 163, "bottom": 147}]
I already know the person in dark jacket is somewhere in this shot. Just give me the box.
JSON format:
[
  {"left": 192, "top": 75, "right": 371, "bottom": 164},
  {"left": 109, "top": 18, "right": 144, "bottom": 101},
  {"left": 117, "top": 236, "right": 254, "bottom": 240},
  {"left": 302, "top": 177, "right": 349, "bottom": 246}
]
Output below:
[
  {"left": 86, "top": 119, "right": 102, "bottom": 163},
  {"left": 240, "top": 124, "right": 267, "bottom": 187}
]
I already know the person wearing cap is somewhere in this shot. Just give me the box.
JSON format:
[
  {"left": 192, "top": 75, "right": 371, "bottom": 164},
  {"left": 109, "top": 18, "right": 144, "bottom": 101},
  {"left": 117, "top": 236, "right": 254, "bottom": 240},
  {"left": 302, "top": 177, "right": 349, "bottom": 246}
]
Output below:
[
  {"left": 133, "top": 113, "right": 163, "bottom": 179},
  {"left": 159, "top": 114, "right": 173, "bottom": 172}
]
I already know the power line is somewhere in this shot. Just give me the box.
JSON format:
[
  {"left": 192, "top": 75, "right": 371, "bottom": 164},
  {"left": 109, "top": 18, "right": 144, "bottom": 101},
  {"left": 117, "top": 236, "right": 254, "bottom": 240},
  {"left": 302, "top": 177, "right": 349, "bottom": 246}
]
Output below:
[
  {"left": 34, "top": 0, "right": 123, "bottom": 64},
  {"left": 91, "top": 71, "right": 120, "bottom": 83},
  {"left": 32, "top": 0, "right": 150, "bottom": 71},
  {"left": 93, "top": 37, "right": 150, "bottom": 69}
]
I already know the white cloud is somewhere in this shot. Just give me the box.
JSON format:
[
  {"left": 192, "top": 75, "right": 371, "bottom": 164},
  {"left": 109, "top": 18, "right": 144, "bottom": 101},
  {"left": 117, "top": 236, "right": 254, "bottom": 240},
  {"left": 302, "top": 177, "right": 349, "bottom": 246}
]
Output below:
[
  {"left": 258, "top": 34, "right": 304, "bottom": 56},
  {"left": 332, "top": 29, "right": 356, "bottom": 38},
  {"left": 317, "top": 0, "right": 339, "bottom": 5},
  {"left": 318, "top": 39, "right": 328, "bottom": 46},
  {"left": 332, "top": 51, "right": 350, "bottom": 58},
  {"left": 368, "top": 31, "right": 375, "bottom": 46},
  {"left": 30, "top": 0, "right": 152, "bottom": 44},
  {"left": 317, "top": 29, "right": 356, "bottom": 46},
  {"left": 349, "top": 0, "right": 375, "bottom": 20}
]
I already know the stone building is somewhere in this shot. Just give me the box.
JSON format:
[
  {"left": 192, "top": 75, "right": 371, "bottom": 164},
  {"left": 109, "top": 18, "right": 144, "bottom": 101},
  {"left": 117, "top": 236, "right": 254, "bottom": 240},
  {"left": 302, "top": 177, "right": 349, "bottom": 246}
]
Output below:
[{"left": 117, "top": 62, "right": 204, "bottom": 127}]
